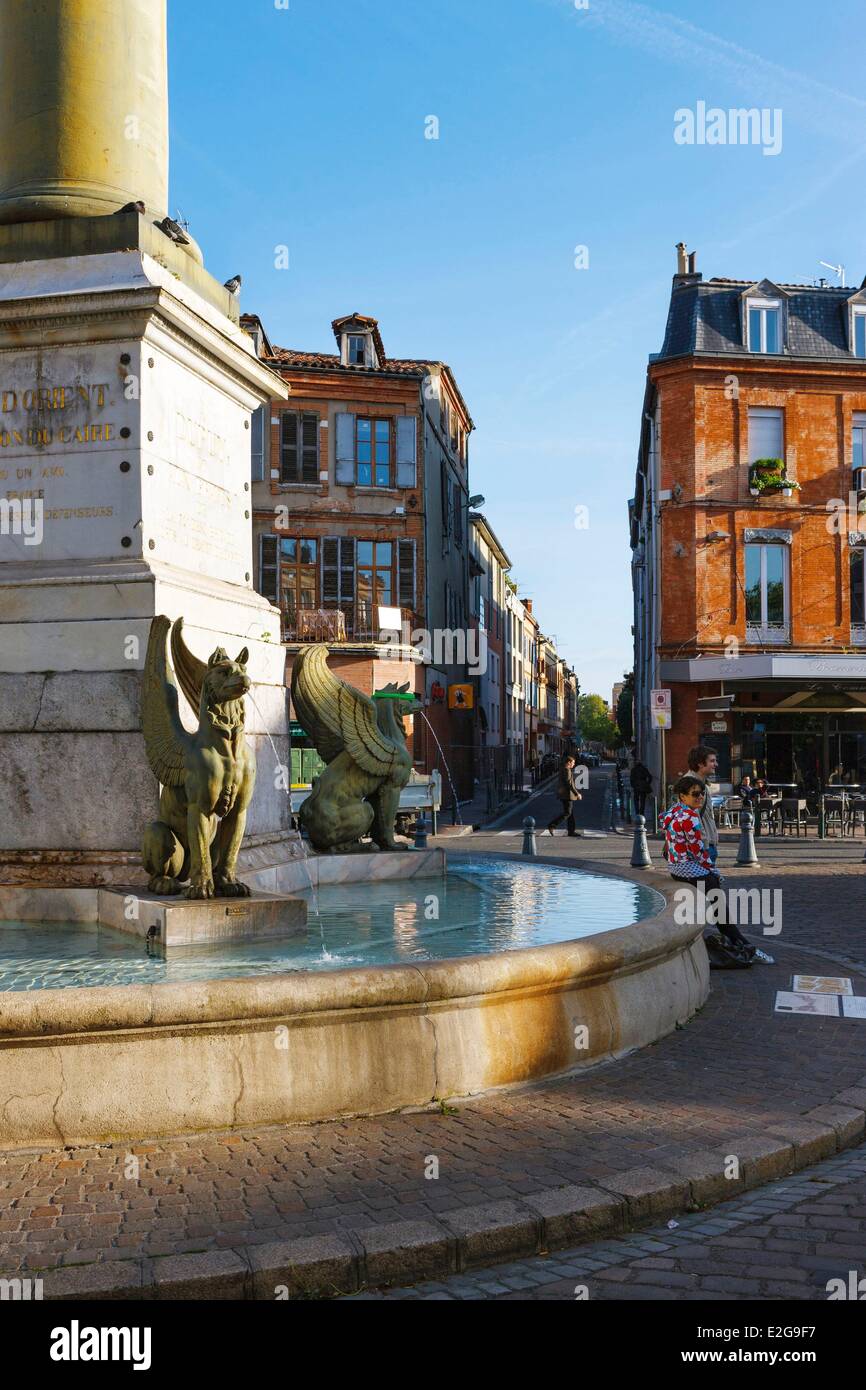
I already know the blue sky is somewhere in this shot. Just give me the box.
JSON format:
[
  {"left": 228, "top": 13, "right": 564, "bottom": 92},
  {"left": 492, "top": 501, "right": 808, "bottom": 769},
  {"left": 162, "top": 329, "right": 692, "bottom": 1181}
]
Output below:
[{"left": 169, "top": 0, "right": 866, "bottom": 704}]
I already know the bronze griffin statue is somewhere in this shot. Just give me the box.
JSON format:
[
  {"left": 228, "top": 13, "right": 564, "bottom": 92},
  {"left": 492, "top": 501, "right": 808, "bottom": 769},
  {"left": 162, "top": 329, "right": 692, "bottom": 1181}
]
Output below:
[
  {"left": 141, "top": 616, "right": 256, "bottom": 899},
  {"left": 291, "top": 645, "right": 417, "bottom": 853}
]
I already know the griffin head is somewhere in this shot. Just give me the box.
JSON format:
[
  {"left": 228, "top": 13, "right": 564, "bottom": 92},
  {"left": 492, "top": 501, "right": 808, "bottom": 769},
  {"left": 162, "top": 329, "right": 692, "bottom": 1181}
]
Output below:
[{"left": 204, "top": 646, "right": 251, "bottom": 708}]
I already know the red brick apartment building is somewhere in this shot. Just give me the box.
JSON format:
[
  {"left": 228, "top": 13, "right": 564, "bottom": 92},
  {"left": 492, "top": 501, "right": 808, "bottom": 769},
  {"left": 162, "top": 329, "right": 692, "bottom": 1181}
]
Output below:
[
  {"left": 630, "top": 246, "right": 866, "bottom": 802},
  {"left": 243, "top": 312, "right": 477, "bottom": 795}
]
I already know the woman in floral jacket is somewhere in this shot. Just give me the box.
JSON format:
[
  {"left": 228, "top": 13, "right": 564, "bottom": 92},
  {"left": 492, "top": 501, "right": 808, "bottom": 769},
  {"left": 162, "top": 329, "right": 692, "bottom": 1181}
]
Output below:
[{"left": 663, "top": 775, "right": 751, "bottom": 949}]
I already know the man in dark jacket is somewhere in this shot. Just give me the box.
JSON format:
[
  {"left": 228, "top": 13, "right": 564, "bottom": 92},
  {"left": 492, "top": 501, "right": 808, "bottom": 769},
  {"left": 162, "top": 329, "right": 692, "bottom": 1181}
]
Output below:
[
  {"left": 629, "top": 760, "right": 653, "bottom": 817},
  {"left": 547, "top": 756, "right": 584, "bottom": 837}
]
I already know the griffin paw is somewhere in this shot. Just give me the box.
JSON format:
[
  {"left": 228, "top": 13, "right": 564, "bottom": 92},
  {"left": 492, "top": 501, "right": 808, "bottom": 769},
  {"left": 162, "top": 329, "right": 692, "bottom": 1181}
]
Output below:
[
  {"left": 185, "top": 877, "right": 215, "bottom": 900},
  {"left": 148, "top": 876, "right": 182, "bottom": 896},
  {"left": 215, "top": 878, "right": 252, "bottom": 899}
]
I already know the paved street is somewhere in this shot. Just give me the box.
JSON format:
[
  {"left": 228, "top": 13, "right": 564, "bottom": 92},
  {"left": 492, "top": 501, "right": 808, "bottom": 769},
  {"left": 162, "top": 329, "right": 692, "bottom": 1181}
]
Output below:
[
  {"left": 355, "top": 1143, "right": 866, "bottom": 1300},
  {"left": 2, "top": 767, "right": 866, "bottom": 1298}
]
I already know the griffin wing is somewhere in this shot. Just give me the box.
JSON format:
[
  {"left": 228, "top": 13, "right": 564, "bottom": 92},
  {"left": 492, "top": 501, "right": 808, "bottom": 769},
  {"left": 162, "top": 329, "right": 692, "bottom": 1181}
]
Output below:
[
  {"left": 170, "top": 616, "right": 207, "bottom": 716},
  {"left": 290, "top": 645, "right": 347, "bottom": 765},
  {"left": 142, "top": 616, "right": 193, "bottom": 787},
  {"left": 291, "top": 645, "right": 398, "bottom": 776}
]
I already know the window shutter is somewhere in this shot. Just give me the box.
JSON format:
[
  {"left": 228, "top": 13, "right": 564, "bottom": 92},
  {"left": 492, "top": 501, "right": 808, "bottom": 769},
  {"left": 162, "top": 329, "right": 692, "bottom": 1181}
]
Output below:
[
  {"left": 281, "top": 412, "right": 298, "bottom": 482},
  {"left": 398, "top": 539, "right": 416, "bottom": 610},
  {"left": 396, "top": 416, "right": 417, "bottom": 487},
  {"left": 322, "top": 539, "right": 340, "bottom": 606},
  {"left": 339, "top": 537, "right": 356, "bottom": 604},
  {"left": 335, "top": 413, "right": 355, "bottom": 484},
  {"left": 301, "top": 413, "right": 319, "bottom": 482},
  {"left": 259, "top": 535, "right": 279, "bottom": 604},
  {"left": 250, "top": 406, "right": 265, "bottom": 482}
]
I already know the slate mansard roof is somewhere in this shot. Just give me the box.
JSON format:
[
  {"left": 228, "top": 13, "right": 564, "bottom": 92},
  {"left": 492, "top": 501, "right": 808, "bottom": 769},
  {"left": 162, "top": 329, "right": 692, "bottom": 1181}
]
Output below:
[{"left": 657, "top": 276, "right": 866, "bottom": 364}]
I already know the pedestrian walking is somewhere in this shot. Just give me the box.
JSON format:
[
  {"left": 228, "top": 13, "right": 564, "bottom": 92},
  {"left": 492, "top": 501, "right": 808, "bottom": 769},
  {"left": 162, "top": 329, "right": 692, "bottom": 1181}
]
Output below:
[
  {"left": 547, "top": 755, "right": 584, "bottom": 837},
  {"left": 629, "top": 760, "right": 653, "bottom": 818}
]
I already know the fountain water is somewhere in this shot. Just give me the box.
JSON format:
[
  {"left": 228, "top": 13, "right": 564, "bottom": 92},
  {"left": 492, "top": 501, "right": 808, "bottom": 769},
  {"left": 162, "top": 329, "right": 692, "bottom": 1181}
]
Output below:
[
  {"left": 246, "top": 692, "right": 332, "bottom": 960},
  {"left": 418, "top": 710, "right": 463, "bottom": 826}
]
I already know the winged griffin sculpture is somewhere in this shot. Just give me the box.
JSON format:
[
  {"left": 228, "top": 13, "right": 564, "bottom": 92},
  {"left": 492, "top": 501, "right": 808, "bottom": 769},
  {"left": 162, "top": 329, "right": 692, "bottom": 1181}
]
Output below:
[
  {"left": 291, "top": 645, "right": 417, "bottom": 853},
  {"left": 141, "top": 616, "right": 256, "bottom": 899}
]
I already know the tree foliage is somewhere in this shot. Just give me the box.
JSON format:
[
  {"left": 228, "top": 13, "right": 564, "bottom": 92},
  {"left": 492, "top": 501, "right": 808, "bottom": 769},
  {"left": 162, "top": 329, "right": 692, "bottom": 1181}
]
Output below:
[
  {"left": 616, "top": 671, "right": 635, "bottom": 744},
  {"left": 579, "top": 693, "right": 619, "bottom": 748}
]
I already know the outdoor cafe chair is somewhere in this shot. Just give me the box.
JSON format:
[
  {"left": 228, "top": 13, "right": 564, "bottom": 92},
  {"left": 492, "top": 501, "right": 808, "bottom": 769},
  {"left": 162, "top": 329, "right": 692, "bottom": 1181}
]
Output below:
[
  {"left": 756, "top": 797, "right": 780, "bottom": 835},
  {"left": 779, "top": 797, "right": 809, "bottom": 837}
]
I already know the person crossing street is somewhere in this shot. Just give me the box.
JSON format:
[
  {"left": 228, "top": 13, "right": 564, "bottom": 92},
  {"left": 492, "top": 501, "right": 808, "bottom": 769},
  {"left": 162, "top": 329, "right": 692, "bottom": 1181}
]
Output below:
[{"left": 547, "top": 755, "right": 584, "bottom": 837}]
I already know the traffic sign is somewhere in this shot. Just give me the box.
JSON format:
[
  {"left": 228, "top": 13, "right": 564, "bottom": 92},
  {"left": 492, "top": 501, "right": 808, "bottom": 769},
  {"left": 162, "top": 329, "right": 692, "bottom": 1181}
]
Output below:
[
  {"left": 651, "top": 689, "right": 671, "bottom": 711},
  {"left": 652, "top": 710, "right": 672, "bottom": 730}
]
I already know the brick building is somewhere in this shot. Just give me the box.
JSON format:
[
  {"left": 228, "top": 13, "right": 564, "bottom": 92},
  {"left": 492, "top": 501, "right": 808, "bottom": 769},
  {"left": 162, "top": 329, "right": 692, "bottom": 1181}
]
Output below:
[
  {"left": 630, "top": 246, "right": 866, "bottom": 803},
  {"left": 244, "top": 312, "right": 476, "bottom": 796}
]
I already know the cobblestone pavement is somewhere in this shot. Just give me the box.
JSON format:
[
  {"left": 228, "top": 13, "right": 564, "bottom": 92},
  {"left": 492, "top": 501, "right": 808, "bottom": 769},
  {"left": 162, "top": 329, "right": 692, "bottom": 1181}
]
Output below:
[
  {"left": 357, "top": 1143, "right": 866, "bottom": 1300},
  {"left": 2, "top": 770, "right": 865, "bottom": 1279}
]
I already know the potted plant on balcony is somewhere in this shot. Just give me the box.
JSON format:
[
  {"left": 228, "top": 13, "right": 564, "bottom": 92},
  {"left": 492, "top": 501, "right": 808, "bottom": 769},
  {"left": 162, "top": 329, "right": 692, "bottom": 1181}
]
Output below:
[{"left": 748, "top": 458, "right": 801, "bottom": 498}]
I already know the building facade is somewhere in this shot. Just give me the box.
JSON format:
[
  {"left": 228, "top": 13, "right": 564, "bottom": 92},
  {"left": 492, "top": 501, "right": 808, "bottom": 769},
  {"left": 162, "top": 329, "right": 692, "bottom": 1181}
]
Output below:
[
  {"left": 631, "top": 246, "right": 866, "bottom": 801},
  {"left": 245, "top": 311, "right": 476, "bottom": 796}
]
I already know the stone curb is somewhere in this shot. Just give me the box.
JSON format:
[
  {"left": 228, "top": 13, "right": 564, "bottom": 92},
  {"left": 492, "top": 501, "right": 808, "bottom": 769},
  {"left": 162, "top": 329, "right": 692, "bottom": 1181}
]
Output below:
[{"left": 34, "top": 1096, "right": 866, "bottom": 1301}]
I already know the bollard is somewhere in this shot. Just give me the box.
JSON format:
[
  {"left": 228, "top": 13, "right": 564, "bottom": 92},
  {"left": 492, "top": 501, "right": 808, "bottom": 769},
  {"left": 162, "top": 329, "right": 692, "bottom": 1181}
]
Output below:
[
  {"left": 522, "top": 816, "right": 537, "bottom": 856},
  {"left": 414, "top": 813, "right": 428, "bottom": 851},
  {"left": 818, "top": 796, "right": 826, "bottom": 840},
  {"left": 630, "top": 814, "right": 652, "bottom": 868},
  {"left": 736, "top": 808, "right": 760, "bottom": 867}
]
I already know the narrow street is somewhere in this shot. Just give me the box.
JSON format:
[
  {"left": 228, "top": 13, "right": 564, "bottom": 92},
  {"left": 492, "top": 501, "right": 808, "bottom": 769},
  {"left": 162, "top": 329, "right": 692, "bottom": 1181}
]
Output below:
[{"left": 492, "top": 764, "right": 615, "bottom": 837}]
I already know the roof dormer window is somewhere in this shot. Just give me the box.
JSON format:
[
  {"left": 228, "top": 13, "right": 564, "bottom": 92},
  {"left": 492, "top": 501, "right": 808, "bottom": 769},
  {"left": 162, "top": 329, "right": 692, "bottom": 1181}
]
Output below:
[
  {"left": 347, "top": 334, "right": 368, "bottom": 366},
  {"left": 854, "top": 309, "right": 866, "bottom": 359},
  {"left": 748, "top": 299, "right": 781, "bottom": 353}
]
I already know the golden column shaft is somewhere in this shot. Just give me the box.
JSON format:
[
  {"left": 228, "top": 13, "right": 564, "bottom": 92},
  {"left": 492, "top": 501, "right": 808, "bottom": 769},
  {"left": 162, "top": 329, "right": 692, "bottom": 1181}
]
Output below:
[{"left": 0, "top": 0, "right": 169, "bottom": 225}]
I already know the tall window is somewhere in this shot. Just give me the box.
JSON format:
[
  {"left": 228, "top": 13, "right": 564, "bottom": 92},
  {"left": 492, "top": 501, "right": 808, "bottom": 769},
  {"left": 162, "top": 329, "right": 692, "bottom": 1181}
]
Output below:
[
  {"left": 348, "top": 335, "right": 367, "bottom": 366},
  {"left": 280, "top": 411, "right": 318, "bottom": 483},
  {"left": 749, "top": 407, "right": 784, "bottom": 462},
  {"left": 322, "top": 537, "right": 416, "bottom": 638},
  {"left": 854, "top": 414, "right": 866, "bottom": 473},
  {"left": 745, "top": 543, "right": 789, "bottom": 642},
  {"left": 335, "top": 413, "right": 416, "bottom": 488},
  {"left": 748, "top": 300, "right": 781, "bottom": 353},
  {"left": 280, "top": 539, "right": 318, "bottom": 630},
  {"left": 355, "top": 418, "right": 391, "bottom": 487},
  {"left": 357, "top": 541, "right": 393, "bottom": 623},
  {"left": 854, "top": 312, "right": 866, "bottom": 359},
  {"left": 851, "top": 548, "right": 866, "bottom": 637}
]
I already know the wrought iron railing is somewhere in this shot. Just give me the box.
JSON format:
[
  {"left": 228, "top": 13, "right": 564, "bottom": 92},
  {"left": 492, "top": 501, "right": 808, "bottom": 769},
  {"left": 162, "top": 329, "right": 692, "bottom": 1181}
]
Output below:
[{"left": 283, "top": 606, "right": 417, "bottom": 644}]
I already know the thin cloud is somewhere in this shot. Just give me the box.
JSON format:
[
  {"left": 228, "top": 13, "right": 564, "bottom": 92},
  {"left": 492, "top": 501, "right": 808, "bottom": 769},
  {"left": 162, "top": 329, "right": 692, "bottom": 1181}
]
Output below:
[{"left": 546, "top": 0, "right": 866, "bottom": 144}]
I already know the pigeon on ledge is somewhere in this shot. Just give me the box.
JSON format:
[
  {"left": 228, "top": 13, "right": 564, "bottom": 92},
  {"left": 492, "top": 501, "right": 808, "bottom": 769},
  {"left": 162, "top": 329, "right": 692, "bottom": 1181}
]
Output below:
[{"left": 155, "top": 216, "right": 190, "bottom": 246}]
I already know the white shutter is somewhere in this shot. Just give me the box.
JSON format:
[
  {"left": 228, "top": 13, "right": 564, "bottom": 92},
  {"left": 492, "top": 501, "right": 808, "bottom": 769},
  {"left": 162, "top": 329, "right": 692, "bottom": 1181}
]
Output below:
[
  {"left": 335, "top": 412, "right": 355, "bottom": 484},
  {"left": 396, "top": 416, "right": 417, "bottom": 487},
  {"left": 749, "top": 408, "right": 784, "bottom": 462}
]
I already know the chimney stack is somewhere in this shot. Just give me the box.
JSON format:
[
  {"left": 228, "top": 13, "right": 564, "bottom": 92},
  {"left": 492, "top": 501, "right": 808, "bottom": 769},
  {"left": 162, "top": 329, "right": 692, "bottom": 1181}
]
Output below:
[
  {"left": 688, "top": 250, "right": 697, "bottom": 274},
  {"left": 676, "top": 242, "right": 688, "bottom": 275}
]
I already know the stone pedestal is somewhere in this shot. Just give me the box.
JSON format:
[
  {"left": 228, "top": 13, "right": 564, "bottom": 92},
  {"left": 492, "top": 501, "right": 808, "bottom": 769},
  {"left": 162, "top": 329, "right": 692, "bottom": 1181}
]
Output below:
[
  {"left": 97, "top": 887, "right": 307, "bottom": 949},
  {"left": 0, "top": 216, "right": 302, "bottom": 918}
]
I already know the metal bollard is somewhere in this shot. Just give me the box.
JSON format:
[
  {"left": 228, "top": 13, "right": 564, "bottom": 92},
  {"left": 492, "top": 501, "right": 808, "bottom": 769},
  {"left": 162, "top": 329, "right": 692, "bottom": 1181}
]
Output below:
[
  {"left": 414, "top": 813, "right": 428, "bottom": 851},
  {"left": 630, "top": 814, "right": 652, "bottom": 868},
  {"left": 818, "top": 796, "right": 826, "bottom": 840},
  {"left": 522, "top": 816, "right": 537, "bottom": 856},
  {"left": 736, "top": 808, "right": 760, "bottom": 867}
]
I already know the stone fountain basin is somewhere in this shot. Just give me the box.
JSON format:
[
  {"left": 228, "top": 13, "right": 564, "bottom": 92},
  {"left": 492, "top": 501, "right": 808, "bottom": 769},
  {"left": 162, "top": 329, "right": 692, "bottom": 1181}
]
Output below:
[{"left": 0, "top": 860, "right": 707, "bottom": 1149}]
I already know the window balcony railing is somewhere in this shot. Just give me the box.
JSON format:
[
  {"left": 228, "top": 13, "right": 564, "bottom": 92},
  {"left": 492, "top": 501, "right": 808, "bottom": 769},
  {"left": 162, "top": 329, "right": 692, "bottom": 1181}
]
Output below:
[
  {"left": 283, "top": 606, "right": 417, "bottom": 645},
  {"left": 746, "top": 622, "right": 790, "bottom": 646},
  {"left": 851, "top": 624, "right": 866, "bottom": 647}
]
